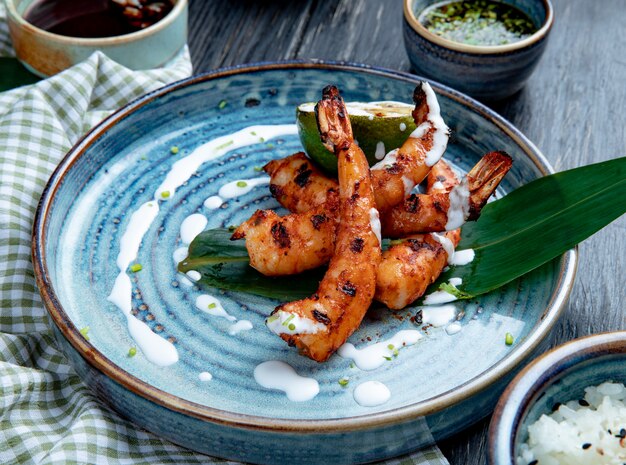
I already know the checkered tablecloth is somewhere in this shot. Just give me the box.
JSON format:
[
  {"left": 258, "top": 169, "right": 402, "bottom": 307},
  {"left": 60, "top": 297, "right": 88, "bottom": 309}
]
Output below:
[{"left": 0, "top": 4, "right": 450, "bottom": 464}]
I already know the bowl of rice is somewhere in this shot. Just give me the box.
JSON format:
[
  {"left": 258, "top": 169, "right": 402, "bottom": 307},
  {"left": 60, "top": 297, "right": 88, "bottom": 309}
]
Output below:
[{"left": 488, "top": 331, "right": 626, "bottom": 465}]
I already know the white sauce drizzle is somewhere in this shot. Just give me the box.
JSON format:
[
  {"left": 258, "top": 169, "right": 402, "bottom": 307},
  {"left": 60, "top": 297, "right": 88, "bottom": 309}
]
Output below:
[
  {"left": 186, "top": 270, "right": 201, "bottom": 282},
  {"left": 199, "top": 372, "right": 213, "bottom": 381},
  {"left": 195, "top": 294, "right": 236, "bottom": 321},
  {"left": 266, "top": 310, "right": 326, "bottom": 336},
  {"left": 180, "top": 213, "right": 207, "bottom": 245},
  {"left": 173, "top": 246, "right": 188, "bottom": 264},
  {"left": 374, "top": 141, "right": 386, "bottom": 160},
  {"left": 432, "top": 181, "right": 445, "bottom": 191},
  {"left": 370, "top": 148, "right": 398, "bottom": 171},
  {"left": 408, "top": 82, "right": 449, "bottom": 167},
  {"left": 401, "top": 175, "right": 414, "bottom": 197},
  {"left": 369, "top": 208, "right": 382, "bottom": 245},
  {"left": 203, "top": 195, "right": 223, "bottom": 210},
  {"left": 421, "top": 304, "right": 457, "bottom": 327},
  {"left": 228, "top": 320, "right": 253, "bottom": 335},
  {"left": 446, "top": 323, "right": 462, "bottom": 335},
  {"left": 353, "top": 381, "right": 391, "bottom": 407},
  {"left": 155, "top": 124, "right": 296, "bottom": 199},
  {"left": 449, "top": 248, "right": 475, "bottom": 266},
  {"left": 106, "top": 124, "right": 297, "bottom": 367},
  {"left": 218, "top": 176, "right": 270, "bottom": 199},
  {"left": 423, "top": 277, "right": 463, "bottom": 305},
  {"left": 107, "top": 200, "right": 178, "bottom": 367},
  {"left": 445, "top": 178, "right": 470, "bottom": 230},
  {"left": 431, "top": 232, "right": 456, "bottom": 263},
  {"left": 338, "top": 329, "right": 423, "bottom": 371},
  {"left": 254, "top": 361, "right": 320, "bottom": 402}
]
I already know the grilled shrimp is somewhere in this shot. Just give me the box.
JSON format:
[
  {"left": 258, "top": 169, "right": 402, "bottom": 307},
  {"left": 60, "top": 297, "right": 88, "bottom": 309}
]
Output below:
[
  {"left": 381, "top": 151, "right": 513, "bottom": 237},
  {"left": 266, "top": 86, "right": 381, "bottom": 362},
  {"left": 230, "top": 197, "right": 338, "bottom": 276},
  {"left": 265, "top": 82, "right": 449, "bottom": 214},
  {"left": 264, "top": 152, "right": 338, "bottom": 214},
  {"left": 369, "top": 81, "right": 450, "bottom": 212},
  {"left": 374, "top": 159, "right": 462, "bottom": 310}
]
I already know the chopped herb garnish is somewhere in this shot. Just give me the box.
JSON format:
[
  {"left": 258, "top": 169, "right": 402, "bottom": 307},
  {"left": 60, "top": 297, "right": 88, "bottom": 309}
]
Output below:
[
  {"left": 288, "top": 323, "right": 296, "bottom": 331},
  {"left": 266, "top": 143, "right": 275, "bottom": 149},
  {"left": 236, "top": 181, "right": 248, "bottom": 188},
  {"left": 128, "top": 347, "right": 137, "bottom": 357},
  {"left": 253, "top": 166, "right": 263, "bottom": 172},
  {"left": 349, "top": 362, "right": 356, "bottom": 369},
  {"left": 259, "top": 137, "right": 266, "bottom": 143},
  {"left": 393, "top": 348, "right": 399, "bottom": 357},
  {"left": 161, "top": 190, "right": 171, "bottom": 199},
  {"left": 338, "top": 378, "right": 349, "bottom": 387},
  {"left": 208, "top": 303, "right": 217, "bottom": 309},
  {"left": 227, "top": 225, "right": 238, "bottom": 232},
  {"left": 218, "top": 100, "right": 227, "bottom": 109},
  {"left": 282, "top": 314, "right": 295, "bottom": 327},
  {"left": 387, "top": 344, "right": 395, "bottom": 350},
  {"left": 266, "top": 314, "right": 280, "bottom": 323},
  {"left": 79, "top": 326, "right": 90, "bottom": 341},
  {"left": 250, "top": 131, "right": 257, "bottom": 136},
  {"left": 170, "top": 146, "right": 179, "bottom": 154},
  {"left": 383, "top": 356, "right": 392, "bottom": 361},
  {"left": 216, "top": 140, "right": 234, "bottom": 151},
  {"left": 505, "top": 332, "right": 514, "bottom": 345},
  {"left": 439, "top": 282, "right": 473, "bottom": 300},
  {"left": 130, "top": 263, "right": 143, "bottom": 273}
]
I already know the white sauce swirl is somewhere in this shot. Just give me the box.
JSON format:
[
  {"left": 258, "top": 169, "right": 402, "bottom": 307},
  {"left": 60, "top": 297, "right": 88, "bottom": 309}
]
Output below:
[
  {"left": 353, "top": 381, "right": 391, "bottom": 407},
  {"left": 338, "top": 329, "right": 422, "bottom": 371},
  {"left": 254, "top": 361, "right": 320, "bottom": 402}
]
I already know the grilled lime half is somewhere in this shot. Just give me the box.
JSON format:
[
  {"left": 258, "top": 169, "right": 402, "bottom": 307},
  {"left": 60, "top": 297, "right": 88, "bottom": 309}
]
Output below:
[{"left": 296, "top": 101, "right": 417, "bottom": 175}]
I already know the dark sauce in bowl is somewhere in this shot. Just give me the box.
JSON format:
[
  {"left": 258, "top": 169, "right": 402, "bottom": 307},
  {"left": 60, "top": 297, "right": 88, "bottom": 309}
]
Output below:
[
  {"left": 23, "top": 0, "right": 174, "bottom": 38},
  {"left": 419, "top": 0, "right": 537, "bottom": 46}
]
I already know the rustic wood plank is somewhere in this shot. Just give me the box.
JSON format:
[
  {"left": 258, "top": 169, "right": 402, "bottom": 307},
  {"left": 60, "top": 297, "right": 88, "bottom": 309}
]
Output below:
[{"left": 187, "top": 0, "right": 625, "bottom": 463}]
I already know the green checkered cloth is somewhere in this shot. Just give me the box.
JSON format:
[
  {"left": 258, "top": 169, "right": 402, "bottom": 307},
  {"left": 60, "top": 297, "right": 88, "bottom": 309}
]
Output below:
[{"left": 0, "top": 5, "right": 449, "bottom": 464}]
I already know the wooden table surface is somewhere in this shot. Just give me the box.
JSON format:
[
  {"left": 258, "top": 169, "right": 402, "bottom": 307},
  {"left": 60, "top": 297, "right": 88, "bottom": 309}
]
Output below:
[{"left": 187, "top": 1, "right": 626, "bottom": 463}]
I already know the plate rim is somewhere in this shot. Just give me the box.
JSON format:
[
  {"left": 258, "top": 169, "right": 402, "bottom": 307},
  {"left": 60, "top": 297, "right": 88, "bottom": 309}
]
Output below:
[{"left": 32, "top": 59, "right": 577, "bottom": 432}]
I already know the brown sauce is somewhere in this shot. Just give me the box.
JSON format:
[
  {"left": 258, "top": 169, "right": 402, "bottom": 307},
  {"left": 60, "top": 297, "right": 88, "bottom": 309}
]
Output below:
[{"left": 23, "top": 0, "right": 174, "bottom": 38}]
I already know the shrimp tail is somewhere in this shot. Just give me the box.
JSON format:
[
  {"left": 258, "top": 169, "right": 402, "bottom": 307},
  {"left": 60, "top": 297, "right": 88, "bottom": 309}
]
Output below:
[
  {"left": 467, "top": 150, "right": 513, "bottom": 220},
  {"left": 315, "top": 85, "right": 353, "bottom": 152},
  {"left": 412, "top": 82, "right": 429, "bottom": 126}
]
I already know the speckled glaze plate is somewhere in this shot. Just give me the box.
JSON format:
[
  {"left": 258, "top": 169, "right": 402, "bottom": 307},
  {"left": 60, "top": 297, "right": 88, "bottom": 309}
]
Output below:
[{"left": 33, "top": 62, "right": 576, "bottom": 464}]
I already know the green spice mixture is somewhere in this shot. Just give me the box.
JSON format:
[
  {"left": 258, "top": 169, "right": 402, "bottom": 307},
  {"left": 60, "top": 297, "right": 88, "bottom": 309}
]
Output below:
[{"left": 419, "top": 0, "right": 537, "bottom": 46}]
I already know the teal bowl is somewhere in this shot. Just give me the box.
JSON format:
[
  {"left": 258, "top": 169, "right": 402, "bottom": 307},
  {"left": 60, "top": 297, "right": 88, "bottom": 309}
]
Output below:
[
  {"left": 489, "top": 331, "right": 626, "bottom": 465},
  {"left": 32, "top": 61, "right": 576, "bottom": 464},
  {"left": 5, "top": 0, "right": 188, "bottom": 77},
  {"left": 403, "top": 0, "right": 554, "bottom": 100}
]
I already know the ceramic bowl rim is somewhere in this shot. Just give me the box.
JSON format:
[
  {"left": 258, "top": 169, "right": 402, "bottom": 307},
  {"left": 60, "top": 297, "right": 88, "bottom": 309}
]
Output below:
[
  {"left": 32, "top": 60, "right": 577, "bottom": 433},
  {"left": 488, "top": 331, "right": 626, "bottom": 465},
  {"left": 403, "top": 0, "right": 554, "bottom": 55},
  {"left": 5, "top": 0, "right": 187, "bottom": 45}
]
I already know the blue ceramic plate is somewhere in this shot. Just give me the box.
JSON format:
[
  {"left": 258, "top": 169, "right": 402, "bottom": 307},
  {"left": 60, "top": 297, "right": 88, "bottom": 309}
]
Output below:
[{"left": 33, "top": 62, "right": 576, "bottom": 464}]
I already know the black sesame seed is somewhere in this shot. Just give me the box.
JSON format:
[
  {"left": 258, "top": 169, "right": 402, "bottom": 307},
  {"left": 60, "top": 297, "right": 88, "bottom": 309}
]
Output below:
[
  {"left": 578, "top": 399, "right": 590, "bottom": 407},
  {"left": 582, "top": 443, "right": 592, "bottom": 450},
  {"left": 528, "top": 461, "right": 538, "bottom": 465},
  {"left": 551, "top": 402, "right": 562, "bottom": 412}
]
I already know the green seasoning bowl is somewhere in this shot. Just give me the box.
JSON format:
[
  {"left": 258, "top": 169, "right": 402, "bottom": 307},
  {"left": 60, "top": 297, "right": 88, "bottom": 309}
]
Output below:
[
  {"left": 5, "top": 0, "right": 188, "bottom": 77},
  {"left": 403, "top": 0, "right": 554, "bottom": 100}
]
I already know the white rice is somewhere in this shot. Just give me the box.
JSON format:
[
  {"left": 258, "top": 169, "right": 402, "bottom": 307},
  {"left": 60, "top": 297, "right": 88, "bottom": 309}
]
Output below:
[{"left": 517, "top": 381, "right": 626, "bottom": 465}]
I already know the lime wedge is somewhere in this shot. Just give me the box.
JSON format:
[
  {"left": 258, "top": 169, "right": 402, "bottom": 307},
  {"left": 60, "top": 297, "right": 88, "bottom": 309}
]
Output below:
[{"left": 296, "top": 101, "right": 417, "bottom": 174}]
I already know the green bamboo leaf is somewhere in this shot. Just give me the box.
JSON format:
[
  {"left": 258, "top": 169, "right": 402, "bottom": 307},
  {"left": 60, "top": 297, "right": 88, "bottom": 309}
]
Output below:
[
  {"left": 179, "top": 157, "right": 626, "bottom": 302},
  {"left": 450, "top": 156, "right": 626, "bottom": 296},
  {"left": 178, "top": 228, "right": 320, "bottom": 300}
]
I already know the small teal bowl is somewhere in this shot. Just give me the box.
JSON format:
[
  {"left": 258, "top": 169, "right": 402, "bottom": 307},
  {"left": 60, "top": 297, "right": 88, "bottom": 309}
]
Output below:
[
  {"left": 5, "top": 0, "right": 188, "bottom": 77},
  {"left": 488, "top": 331, "right": 626, "bottom": 465},
  {"left": 403, "top": 0, "right": 554, "bottom": 100}
]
